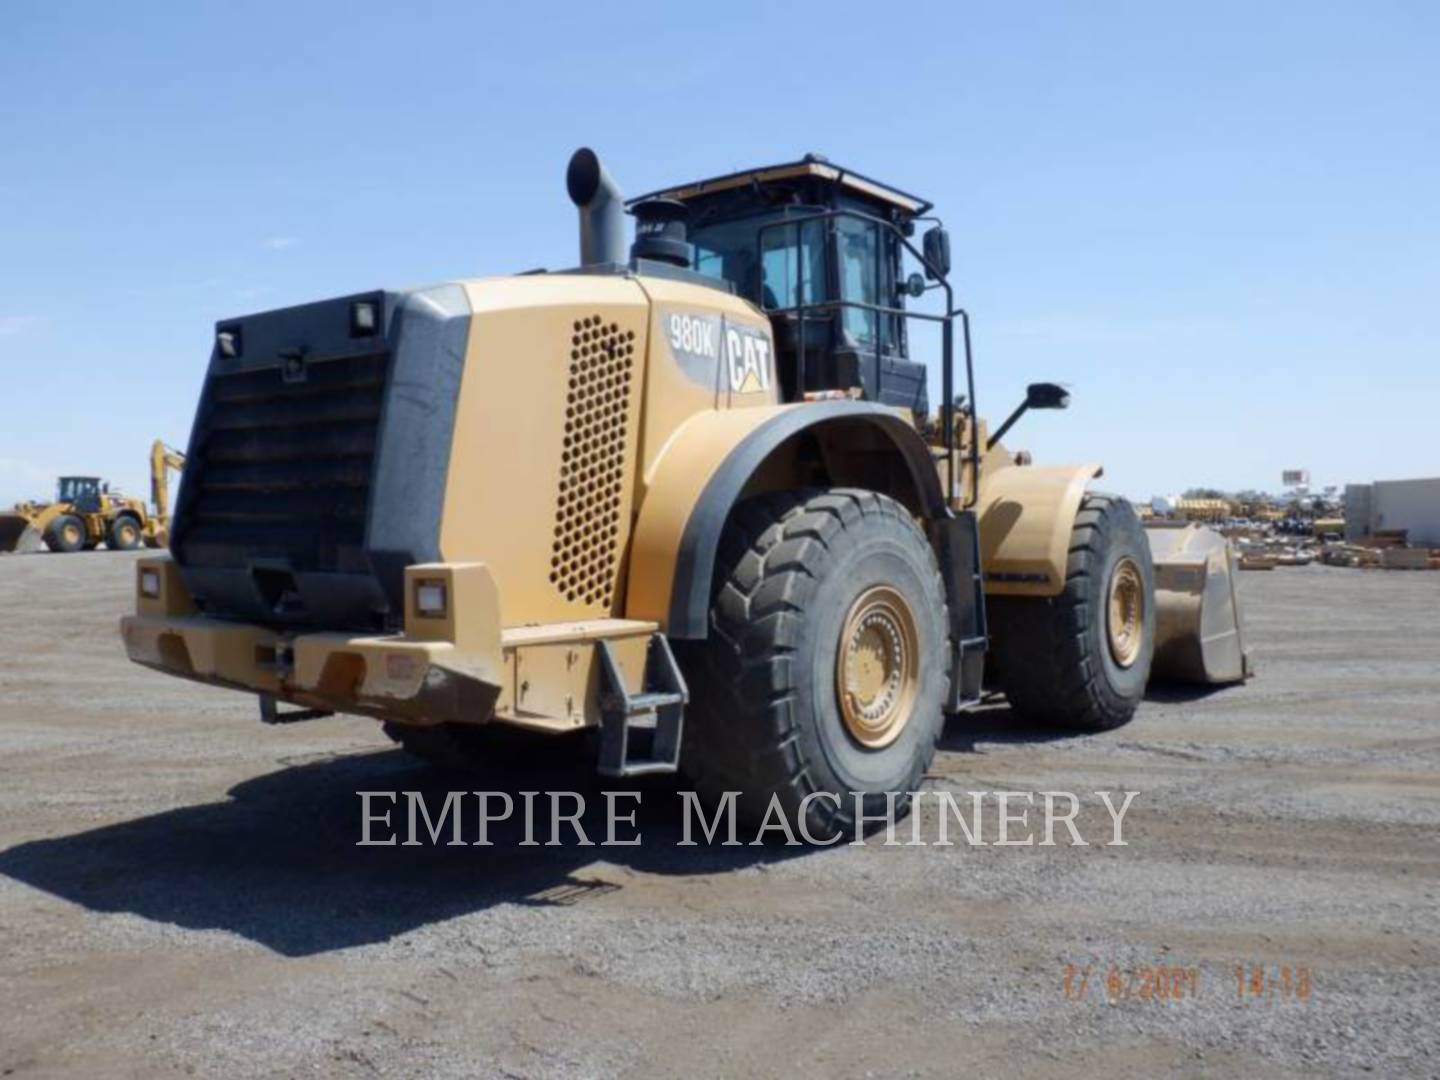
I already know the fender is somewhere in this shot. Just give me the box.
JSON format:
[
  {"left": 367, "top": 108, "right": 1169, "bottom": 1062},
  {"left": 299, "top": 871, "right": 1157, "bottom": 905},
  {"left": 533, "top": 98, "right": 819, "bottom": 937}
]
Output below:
[
  {"left": 626, "top": 400, "right": 948, "bottom": 638},
  {"left": 978, "top": 463, "right": 1101, "bottom": 597}
]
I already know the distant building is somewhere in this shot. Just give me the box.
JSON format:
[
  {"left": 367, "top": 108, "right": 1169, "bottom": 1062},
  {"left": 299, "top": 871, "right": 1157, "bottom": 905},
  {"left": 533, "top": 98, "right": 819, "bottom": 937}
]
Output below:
[{"left": 1345, "top": 478, "right": 1440, "bottom": 545}]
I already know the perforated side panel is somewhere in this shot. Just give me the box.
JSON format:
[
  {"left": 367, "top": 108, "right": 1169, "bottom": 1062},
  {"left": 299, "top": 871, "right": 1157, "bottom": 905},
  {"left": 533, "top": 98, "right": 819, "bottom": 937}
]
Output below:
[{"left": 550, "top": 315, "right": 637, "bottom": 606}]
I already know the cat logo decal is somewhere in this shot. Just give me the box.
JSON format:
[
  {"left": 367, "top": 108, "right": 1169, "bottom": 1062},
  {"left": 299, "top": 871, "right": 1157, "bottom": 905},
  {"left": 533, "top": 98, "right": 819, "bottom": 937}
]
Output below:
[
  {"left": 665, "top": 312, "right": 773, "bottom": 396},
  {"left": 724, "top": 326, "right": 772, "bottom": 395}
]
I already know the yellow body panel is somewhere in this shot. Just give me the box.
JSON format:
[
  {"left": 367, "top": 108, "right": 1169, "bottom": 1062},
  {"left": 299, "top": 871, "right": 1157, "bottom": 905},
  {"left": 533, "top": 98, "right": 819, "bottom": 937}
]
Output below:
[
  {"left": 499, "top": 620, "right": 654, "bottom": 732},
  {"left": 443, "top": 274, "right": 651, "bottom": 624},
  {"left": 625, "top": 403, "right": 803, "bottom": 625},
  {"left": 629, "top": 275, "right": 778, "bottom": 484},
  {"left": 977, "top": 459, "right": 1101, "bottom": 596},
  {"left": 441, "top": 273, "right": 776, "bottom": 631}
]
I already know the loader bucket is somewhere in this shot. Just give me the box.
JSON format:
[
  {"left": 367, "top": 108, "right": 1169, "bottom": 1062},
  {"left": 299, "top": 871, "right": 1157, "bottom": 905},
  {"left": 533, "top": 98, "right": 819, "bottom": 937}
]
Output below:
[
  {"left": 1144, "top": 523, "right": 1252, "bottom": 684},
  {"left": 0, "top": 513, "right": 43, "bottom": 554}
]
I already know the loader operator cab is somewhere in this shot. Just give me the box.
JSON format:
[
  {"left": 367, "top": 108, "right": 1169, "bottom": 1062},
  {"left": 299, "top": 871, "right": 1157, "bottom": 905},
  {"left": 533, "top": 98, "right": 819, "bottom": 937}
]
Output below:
[
  {"left": 57, "top": 476, "right": 102, "bottom": 512},
  {"left": 629, "top": 155, "right": 952, "bottom": 421}
]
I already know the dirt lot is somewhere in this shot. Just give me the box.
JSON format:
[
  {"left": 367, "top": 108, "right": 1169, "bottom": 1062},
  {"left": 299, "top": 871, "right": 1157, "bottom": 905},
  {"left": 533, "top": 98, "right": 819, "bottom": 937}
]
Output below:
[{"left": 0, "top": 552, "right": 1435, "bottom": 1078}]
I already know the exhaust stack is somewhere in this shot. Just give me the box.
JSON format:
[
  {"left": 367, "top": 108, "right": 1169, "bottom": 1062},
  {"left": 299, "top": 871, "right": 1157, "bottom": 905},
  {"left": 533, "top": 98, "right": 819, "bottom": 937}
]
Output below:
[{"left": 566, "top": 148, "right": 626, "bottom": 267}]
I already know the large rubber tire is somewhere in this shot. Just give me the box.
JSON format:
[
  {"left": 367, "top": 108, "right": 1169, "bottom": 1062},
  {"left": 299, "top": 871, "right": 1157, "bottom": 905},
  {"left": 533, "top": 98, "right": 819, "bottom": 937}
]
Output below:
[
  {"left": 985, "top": 493, "right": 1154, "bottom": 732},
  {"left": 107, "top": 515, "right": 142, "bottom": 551},
  {"left": 45, "top": 514, "right": 86, "bottom": 553},
  {"left": 678, "top": 489, "right": 950, "bottom": 841}
]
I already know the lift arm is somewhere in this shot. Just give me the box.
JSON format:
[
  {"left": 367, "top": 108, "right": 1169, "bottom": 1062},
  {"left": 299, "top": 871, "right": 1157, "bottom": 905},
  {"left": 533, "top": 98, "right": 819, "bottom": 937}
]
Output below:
[{"left": 150, "top": 440, "right": 186, "bottom": 522}]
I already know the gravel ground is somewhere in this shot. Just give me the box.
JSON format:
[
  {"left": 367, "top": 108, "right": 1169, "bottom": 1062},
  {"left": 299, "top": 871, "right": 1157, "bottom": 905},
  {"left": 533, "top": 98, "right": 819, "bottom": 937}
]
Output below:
[{"left": 0, "top": 552, "right": 1436, "bottom": 1078}]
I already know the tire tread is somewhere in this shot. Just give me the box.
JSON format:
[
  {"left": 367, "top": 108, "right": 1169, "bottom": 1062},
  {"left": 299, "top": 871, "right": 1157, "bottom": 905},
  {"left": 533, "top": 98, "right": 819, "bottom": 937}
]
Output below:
[
  {"left": 986, "top": 493, "right": 1151, "bottom": 732},
  {"left": 680, "top": 488, "right": 948, "bottom": 838}
]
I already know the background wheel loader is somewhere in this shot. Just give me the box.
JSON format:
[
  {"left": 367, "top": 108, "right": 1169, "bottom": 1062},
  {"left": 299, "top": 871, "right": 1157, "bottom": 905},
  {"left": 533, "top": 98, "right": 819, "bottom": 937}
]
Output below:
[
  {"left": 0, "top": 440, "right": 185, "bottom": 554},
  {"left": 121, "top": 149, "right": 1247, "bottom": 840}
]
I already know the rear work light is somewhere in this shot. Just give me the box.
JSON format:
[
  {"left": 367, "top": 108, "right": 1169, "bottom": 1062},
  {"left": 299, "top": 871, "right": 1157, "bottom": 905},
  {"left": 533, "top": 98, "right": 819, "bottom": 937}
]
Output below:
[
  {"left": 139, "top": 567, "right": 161, "bottom": 599},
  {"left": 350, "top": 300, "right": 378, "bottom": 337},
  {"left": 414, "top": 580, "right": 447, "bottom": 618},
  {"left": 216, "top": 326, "right": 242, "bottom": 359}
]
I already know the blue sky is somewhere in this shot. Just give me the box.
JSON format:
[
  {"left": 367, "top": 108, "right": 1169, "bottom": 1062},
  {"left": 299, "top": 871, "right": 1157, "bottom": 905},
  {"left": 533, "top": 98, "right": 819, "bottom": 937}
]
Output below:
[{"left": 2, "top": 0, "right": 1436, "bottom": 505}]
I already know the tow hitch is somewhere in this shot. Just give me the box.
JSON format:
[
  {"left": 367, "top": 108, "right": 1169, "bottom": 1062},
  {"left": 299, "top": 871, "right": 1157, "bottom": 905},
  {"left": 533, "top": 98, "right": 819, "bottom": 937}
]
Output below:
[{"left": 258, "top": 693, "right": 334, "bottom": 725}]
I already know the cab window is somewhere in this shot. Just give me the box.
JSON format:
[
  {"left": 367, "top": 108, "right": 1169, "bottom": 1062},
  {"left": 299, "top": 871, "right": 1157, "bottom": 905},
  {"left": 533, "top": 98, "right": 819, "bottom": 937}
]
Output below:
[
  {"left": 692, "top": 218, "right": 758, "bottom": 294},
  {"left": 758, "top": 218, "right": 825, "bottom": 310},
  {"left": 691, "top": 215, "right": 825, "bottom": 310},
  {"left": 837, "top": 216, "right": 879, "bottom": 346}
]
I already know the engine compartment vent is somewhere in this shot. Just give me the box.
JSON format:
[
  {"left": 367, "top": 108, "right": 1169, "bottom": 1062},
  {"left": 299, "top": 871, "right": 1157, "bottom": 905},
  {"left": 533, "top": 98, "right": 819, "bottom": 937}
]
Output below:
[{"left": 550, "top": 315, "right": 636, "bottom": 607}]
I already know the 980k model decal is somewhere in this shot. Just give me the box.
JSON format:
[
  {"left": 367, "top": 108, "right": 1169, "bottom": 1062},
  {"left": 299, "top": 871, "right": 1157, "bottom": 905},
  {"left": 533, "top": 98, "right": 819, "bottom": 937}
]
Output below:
[{"left": 665, "top": 311, "right": 773, "bottom": 396}]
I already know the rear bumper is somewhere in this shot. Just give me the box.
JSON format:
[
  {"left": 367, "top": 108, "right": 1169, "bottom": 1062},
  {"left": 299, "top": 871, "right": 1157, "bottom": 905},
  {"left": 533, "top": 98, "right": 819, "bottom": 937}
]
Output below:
[
  {"left": 121, "top": 556, "right": 503, "bottom": 727},
  {"left": 120, "top": 614, "right": 501, "bottom": 725}
]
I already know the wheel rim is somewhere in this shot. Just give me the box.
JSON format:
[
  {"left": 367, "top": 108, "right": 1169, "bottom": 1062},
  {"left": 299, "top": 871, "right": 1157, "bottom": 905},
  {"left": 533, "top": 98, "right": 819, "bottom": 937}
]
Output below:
[
  {"left": 1106, "top": 556, "right": 1145, "bottom": 668},
  {"left": 120, "top": 524, "right": 136, "bottom": 545},
  {"left": 836, "top": 586, "right": 920, "bottom": 749},
  {"left": 63, "top": 523, "right": 80, "bottom": 547}
]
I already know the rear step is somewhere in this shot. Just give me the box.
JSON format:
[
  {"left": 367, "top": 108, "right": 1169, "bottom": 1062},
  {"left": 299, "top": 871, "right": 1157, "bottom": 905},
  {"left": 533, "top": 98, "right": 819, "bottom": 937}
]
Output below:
[{"left": 596, "top": 633, "right": 688, "bottom": 778}]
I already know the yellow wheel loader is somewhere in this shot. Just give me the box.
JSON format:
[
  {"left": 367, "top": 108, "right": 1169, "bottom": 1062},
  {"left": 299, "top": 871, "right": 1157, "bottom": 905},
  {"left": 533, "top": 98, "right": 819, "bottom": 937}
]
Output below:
[
  {"left": 0, "top": 441, "right": 185, "bottom": 554},
  {"left": 121, "top": 149, "right": 1247, "bottom": 838}
]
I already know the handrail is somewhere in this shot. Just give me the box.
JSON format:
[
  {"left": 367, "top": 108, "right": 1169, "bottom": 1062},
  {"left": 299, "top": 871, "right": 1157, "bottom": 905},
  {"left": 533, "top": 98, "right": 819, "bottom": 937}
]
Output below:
[{"left": 754, "top": 208, "right": 980, "bottom": 509}]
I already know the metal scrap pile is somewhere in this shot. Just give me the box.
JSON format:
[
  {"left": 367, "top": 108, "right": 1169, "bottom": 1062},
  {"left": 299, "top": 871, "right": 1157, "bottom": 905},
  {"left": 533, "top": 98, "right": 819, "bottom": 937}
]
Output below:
[
  {"left": 1231, "top": 533, "right": 1319, "bottom": 571},
  {"left": 1317, "top": 530, "right": 1440, "bottom": 570}
]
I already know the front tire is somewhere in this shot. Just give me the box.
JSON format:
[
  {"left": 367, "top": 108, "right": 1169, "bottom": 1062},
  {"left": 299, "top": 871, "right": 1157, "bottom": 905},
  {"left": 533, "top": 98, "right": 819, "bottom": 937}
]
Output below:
[
  {"left": 45, "top": 515, "right": 86, "bottom": 553},
  {"left": 679, "top": 489, "right": 949, "bottom": 841},
  {"left": 986, "top": 493, "right": 1154, "bottom": 731}
]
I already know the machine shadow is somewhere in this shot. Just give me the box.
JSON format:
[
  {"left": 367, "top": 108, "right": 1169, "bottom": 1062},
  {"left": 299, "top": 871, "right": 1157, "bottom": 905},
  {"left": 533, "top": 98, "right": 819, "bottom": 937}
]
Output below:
[
  {"left": 1142, "top": 680, "right": 1241, "bottom": 704},
  {"left": 938, "top": 699, "right": 1081, "bottom": 753},
  {"left": 941, "top": 679, "right": 1242, "bottom": 753},
  {"left": 0, "top": 748, "right": 787, "bottom": 958}
]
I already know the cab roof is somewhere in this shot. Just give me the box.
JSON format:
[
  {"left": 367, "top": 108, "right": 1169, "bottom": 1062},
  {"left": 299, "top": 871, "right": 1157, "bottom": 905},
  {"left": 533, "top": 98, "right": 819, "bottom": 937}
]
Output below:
[{"left": 628, "top": 154, "right": 933, "bottom": 218}]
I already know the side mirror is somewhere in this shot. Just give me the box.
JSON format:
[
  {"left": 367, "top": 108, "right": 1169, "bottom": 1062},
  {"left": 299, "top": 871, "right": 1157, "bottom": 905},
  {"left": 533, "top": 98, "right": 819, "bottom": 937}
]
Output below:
[
  {"left": 987, "top": 382, "right": 1072, "bottom": 451},
  {"left": 899, "top": 272, "right": 925, "bottom": 299},
  {"left": 1025, "top": 382, "right": 1070, "bottom": 410},
  {"left": 922, "top": 225, "right": 950, "bottom": 280}
]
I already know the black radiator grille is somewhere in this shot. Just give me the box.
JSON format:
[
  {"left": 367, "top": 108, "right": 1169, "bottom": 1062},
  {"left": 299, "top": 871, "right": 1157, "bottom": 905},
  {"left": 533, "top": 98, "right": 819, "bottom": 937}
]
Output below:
[{"left": 177, "top": 352, "right": 389, "bottom": 574}]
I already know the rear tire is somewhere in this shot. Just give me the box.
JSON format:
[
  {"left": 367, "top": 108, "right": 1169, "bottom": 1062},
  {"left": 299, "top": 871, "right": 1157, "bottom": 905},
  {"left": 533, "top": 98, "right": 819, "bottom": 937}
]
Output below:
[
  {"left": 678, "top": 489, "right": 949, "bottom": 841},
  {"left": 45, "top": 515, "right": 86, "bottom": 553},
  {"left": 986, "top": 493, "right": 1154, "bottom": 732},
  {"left": 108, "top": 516, "right": 142, "bottom": 551}
]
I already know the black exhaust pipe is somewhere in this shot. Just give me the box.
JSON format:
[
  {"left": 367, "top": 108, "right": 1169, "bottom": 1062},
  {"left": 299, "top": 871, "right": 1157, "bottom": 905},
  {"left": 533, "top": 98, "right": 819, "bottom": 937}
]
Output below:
[{"left": 566, "top": 148, "right": 625, "bottom": 267}]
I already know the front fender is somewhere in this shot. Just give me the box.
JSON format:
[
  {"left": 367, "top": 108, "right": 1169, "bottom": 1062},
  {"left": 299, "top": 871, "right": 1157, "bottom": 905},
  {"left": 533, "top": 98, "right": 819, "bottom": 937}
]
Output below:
[
  {"left": 978, "top": 464, "right": 1101, "bottom": 596},
  {"left": 625, "top": 401, "right": 947, "bottom": 638}
]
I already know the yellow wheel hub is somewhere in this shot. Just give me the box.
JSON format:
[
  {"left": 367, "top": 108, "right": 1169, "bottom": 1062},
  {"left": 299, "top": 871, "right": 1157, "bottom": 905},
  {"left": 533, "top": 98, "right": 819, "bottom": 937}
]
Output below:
[
  {"left": 63, "top": 523, "right": 81, "bottom": 546},
  {"left": 1106, "top": 556, "right": 1145, "bottom": 668},
  {"left": 836, "top": 586, "right": 920, "bottom": 749}
]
